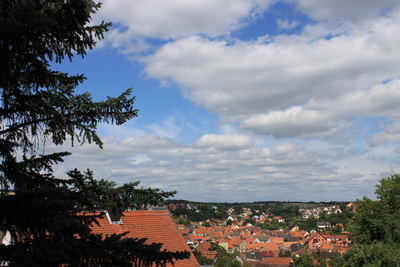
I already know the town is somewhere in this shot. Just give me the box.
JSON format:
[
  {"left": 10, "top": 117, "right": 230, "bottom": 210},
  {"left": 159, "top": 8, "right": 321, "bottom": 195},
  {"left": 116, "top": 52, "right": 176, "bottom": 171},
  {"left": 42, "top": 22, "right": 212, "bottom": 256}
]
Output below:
[
  {"left": 3, "top": 0, "right": 400, "bottom": 266},
  {"left": 161, "top": 201, "right": 356, "bottom": 266}
]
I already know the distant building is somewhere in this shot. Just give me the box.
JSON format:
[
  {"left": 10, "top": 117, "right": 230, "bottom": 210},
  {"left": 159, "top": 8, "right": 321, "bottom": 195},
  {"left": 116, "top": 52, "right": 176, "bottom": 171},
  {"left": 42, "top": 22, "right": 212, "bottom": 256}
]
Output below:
[{"left": 317, "top": 221, "right": 332, "bottom": 231}]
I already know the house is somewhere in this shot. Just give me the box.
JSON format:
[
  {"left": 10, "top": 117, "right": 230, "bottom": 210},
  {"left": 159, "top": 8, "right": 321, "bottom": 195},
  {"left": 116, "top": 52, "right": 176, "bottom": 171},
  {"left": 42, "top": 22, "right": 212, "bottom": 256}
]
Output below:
[
  {"left": 273, "top": 216, "right": 285, "bottom": 223},
  {"left": 307, "top": 232, "right": 351, "bottom": 251},
  {"left": 89, "top": 210, "right": 200, "bottom": 267},
  {"left": 229, "top": 236, "right": 247, "bottom": 253},
  {"left": 244, "top": 251, "right": 264, "bottom": 261},
  {"left": 263, "top": 256, "right": 293, "bottom": 266},
  {"left": 195, "top": 242, "right": 218, "bottom": 261},
  {"left": 246, "top": 242, "right": 280, "bottom": 255},
  {"left": 215, "top": 238, "right": 229, "bottom": 251},
  {"left": 269, "top": 236, "right": 284, "bottom": 245},
  {"left": 254, "top": 234, "right": 270, "bottom": 243},
  {"left": 317, "top": 221, "right": 332, "bottom": 231}
]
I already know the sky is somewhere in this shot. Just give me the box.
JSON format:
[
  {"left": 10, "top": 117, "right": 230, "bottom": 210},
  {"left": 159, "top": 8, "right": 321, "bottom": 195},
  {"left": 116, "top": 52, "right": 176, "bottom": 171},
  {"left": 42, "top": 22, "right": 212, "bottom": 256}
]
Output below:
[{"left": 50, "top": 0, "right": 400, "bottom": 202}]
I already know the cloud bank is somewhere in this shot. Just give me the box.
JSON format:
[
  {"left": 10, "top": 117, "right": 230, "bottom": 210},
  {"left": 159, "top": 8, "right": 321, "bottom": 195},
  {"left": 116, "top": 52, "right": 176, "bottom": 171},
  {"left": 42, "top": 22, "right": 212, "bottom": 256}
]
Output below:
[{"left": 54, "top": 1, "right": 400, "bottom": 202}]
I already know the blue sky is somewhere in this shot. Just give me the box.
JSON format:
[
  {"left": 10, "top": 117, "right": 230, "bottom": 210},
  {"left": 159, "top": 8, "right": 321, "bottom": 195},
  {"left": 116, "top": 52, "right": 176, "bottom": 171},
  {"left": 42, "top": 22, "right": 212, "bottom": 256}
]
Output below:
[{"left": 51, "top": 0, "right": 400, "bottom": 202}]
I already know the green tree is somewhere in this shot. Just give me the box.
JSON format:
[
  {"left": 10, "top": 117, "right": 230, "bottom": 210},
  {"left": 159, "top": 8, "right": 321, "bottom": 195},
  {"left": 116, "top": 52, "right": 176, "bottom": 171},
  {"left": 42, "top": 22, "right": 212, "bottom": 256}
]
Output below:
[
  {"left": 292, "top": 253, "right": 315, "bottom": 267},
  {"left": 330, "top": 225, "right": 343, "bottom": 235},
  {"left": 69, "top": 169, "right": 176, "bottom": 216},
  {"left": 211, "top": 244, "right": 241, "bottom": 267},
  {"left": 203, "top": 221, "right": 211, "bottom": 227},
  {"left": 337, "top": 174, "right": 400, "bottom": 266},
  {"left": 0, "top": 0, "right": 189, "bottom": 266},
  {"left": 279, "top": 250, "right": 292, "bottom": 257},
  {"left": 350, "top": 174, "right": 400, "bottom": 245},
  {"left": 193, "top": 250, "right": 213, "bottom": 265},
  {"left": 243, "top": 217, "right": 256, "bottom": 225},
  {"left": 298, "top": 216, "right": 319, "bottom": 231},
  {"left": 293, "top": 250, "right": 330, "bottom": 267},
  {"left": 260, "top": 220, "right": 284, "bottom": 230},
  {"left": 328, "top": 252, "right": 344, "bottom": 267}
]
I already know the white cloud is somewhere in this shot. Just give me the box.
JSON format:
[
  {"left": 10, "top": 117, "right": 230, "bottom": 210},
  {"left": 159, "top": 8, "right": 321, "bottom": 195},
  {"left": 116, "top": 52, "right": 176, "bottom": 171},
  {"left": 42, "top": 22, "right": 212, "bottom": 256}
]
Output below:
[
  {"left": 96, "top": 0, "right": 271, "bottom": 53},
  {"left": 146, "top": 116, "right": 182, "bottom": 139},
  {"left": 73, "top": 1, "right": 400, "bottom": 202},
  {"left": 295, "top": 0, "right": 399, "bottom": 22},
  {"left": 195, "top": 134, "right": 252, "bottom": 150},
  {"left": 240, "top": 106, "right": 339, "bottom": 138},
  {"left": 239, "top": 80, "right": 400, "bottom": 138},
  {"left": 276, "top": 19, "right": 298, "bottom": 30},
  {"left": 369, "top": 121, "right": 400, "bottom": 146},
  {"left": 142, "top": 9, "right": 400, "bottom": 137},
  {"left": 49, "top": 134, "right": 387, "bottom": 201}
]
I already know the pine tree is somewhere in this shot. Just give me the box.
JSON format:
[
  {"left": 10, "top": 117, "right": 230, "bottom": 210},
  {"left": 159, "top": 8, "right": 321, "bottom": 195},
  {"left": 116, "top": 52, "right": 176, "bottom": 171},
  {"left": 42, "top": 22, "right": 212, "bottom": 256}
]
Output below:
[{"left": 0, "top": 0, "right": 190, "bottom": 265}]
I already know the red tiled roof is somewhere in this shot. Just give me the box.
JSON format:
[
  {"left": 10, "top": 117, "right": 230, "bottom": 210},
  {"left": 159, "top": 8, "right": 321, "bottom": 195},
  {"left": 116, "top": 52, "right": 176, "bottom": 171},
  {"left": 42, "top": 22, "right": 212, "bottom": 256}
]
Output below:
[
  {"left": 246, "top": 242, "right": 280, "bottom": 252},
  {"left": 195, "top": 241, "right": 218, "bottom": 260},
  {"left": 89, "top": 210, "right": 199, "bottom": 267},
  {"left": 263, "top": 257, "right": 293, "bottom": 266},
  {"left": 270, "top": 236, "right": 284, "bottom": 244},
  {"left": 179, "top": 228, "right": 191, "bottom": 235}
]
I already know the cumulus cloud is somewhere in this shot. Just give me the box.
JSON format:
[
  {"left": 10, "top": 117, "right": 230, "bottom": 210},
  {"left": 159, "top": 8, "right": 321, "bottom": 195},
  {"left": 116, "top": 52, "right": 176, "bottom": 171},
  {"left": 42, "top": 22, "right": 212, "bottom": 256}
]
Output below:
[
  {"left": 49, "top": 134, "right": 383, "bottom": 202},
  {"left": 96, "top": 0, "right": 271, "bottom": 53},
  {"left": 276, "top": 19, "right": 298, "bottom": 30},
  {"left": 239, "top": 80, "right": 400, "bottom": 138},
  {"left": 72, "top": 1, "right": 400, "bottom": 201},
  {"left": 143, "top": 10, "right": 400, "bottom": 126},
  {"left": 195, "top": 134, "right": 252, "bottom": 150},
  {"left": 295, "top": 0, "right": 399, "bottom": 22},
  {"left": 369, "top": 121, "right": 400, "bottom": 146},
  {"left": 240, "top": 106, "right": 339, "bottom": 138}
]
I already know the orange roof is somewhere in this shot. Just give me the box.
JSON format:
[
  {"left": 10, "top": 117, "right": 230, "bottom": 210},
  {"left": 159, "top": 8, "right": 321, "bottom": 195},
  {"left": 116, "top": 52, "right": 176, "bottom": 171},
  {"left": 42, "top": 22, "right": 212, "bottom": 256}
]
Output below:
[
  {"left": 333, "top": 246, "right": 351, "bottom": 254},
  {"left": 246, "top": 242, "right": 280, "bottom": 252},
  {"left": 179, "top": 229, "right": 191, "bottom": 235},
  {"left": 195, "top": 241, "right": 217, "bottom": 259},
  {"left": 188, "top": 234, "right": 209, "bottom": 243},
  {"left": 283, "top": 241, "right": 299, "bottom": 249},
  {"left": 263, "top": 257, "right": 293, "bottom": 265},
  {"left": 270, "top": 236, "right": 284, "bottom": 244},
  {"left": 321, "top": 243, "right": 333, "bottom": 251},
  {"left": 290, "top": 230, "right": 308, "bottom": 238},
  {"left": 89, "top": 210, "right": 199, "bottom": 267},
  {"left": 246, "top": 237, "right": 256, "bottom": 244}
]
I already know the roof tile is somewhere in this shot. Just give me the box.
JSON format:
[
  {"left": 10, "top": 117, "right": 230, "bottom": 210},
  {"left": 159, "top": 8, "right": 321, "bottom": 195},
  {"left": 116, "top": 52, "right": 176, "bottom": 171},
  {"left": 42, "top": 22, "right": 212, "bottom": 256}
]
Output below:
[{"left": 90, "top": 210, "right": 199, "bottom": 267}]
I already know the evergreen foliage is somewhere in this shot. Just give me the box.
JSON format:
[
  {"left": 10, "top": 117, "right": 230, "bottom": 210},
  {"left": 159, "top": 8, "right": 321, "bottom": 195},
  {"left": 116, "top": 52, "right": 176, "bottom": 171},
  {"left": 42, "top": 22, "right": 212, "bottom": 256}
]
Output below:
[
  {"left": 69, "top": 169, "right": 176, "bottom": 215},
  {"left": 0, "top": 0, "right": 190, "bottom": 265}
]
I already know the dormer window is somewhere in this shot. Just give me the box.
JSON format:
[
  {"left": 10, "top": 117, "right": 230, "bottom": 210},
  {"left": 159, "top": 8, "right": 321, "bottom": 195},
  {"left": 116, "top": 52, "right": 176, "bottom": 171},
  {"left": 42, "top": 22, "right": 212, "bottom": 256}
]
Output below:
[{"left": 106, "top": 210, "right": 123, "bottom": 224}]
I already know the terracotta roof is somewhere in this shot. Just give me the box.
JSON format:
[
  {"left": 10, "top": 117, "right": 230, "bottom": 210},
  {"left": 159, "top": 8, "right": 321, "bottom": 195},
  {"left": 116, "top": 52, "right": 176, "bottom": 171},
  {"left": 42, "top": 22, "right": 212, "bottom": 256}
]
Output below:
[
  {"left": 246, "top": 237, "right": 257, "bottom": 244},
  {"left": 195, "top": 241, "right": 218, "bottom": 259},
  {"left": 290, "top": 230, "right": 308, "bottom": 238},
  {"left": 215, "top": 238, "right": 228, "bottom": 243},
  {"left": 246, "top": 242, "right": 280, "bottom": 252},
  {"left": 270, "top": 236, "right": 284, "bottom": 244},
  {"left": 263, "top": 256, "right": 293, "bottom": 266},
  {"left": 188, "top": 234, "right": 209, "bottom": 243},
  {"left": 283, "top": 241, "right": 299, "bottom": 249},
  {"left": 179, "top": 228, "right": 191, "bottom": 235},
  {"left": 89, "top": 210, "right": 199, "bottom": 267}
]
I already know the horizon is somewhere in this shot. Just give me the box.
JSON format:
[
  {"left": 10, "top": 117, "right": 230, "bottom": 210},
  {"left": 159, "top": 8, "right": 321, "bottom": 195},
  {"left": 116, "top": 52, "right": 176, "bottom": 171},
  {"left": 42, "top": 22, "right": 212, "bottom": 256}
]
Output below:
[
  {"left": 163, "top": 199, "right": 355, "bottom": 204},
  {"left": 49, "top": 0, "right": 400, "bottom": 203}
]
